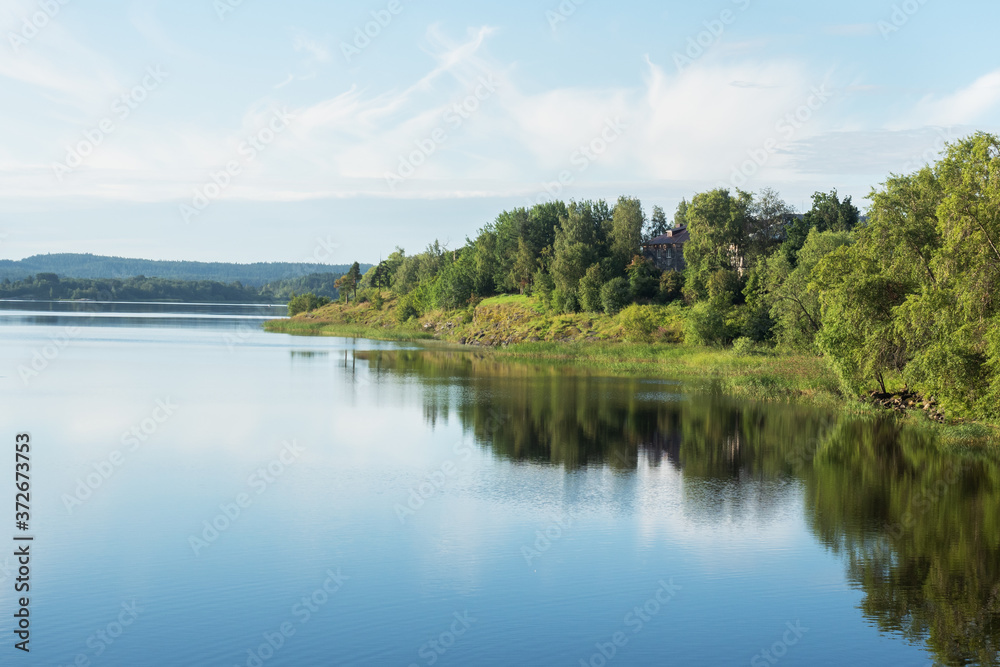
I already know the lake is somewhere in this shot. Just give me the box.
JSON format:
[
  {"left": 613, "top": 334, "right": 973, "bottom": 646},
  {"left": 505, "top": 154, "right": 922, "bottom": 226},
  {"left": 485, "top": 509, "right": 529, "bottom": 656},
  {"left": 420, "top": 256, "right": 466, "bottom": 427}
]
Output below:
[{"left": 1, "top": 301, "right": 997, "bottom": 666}]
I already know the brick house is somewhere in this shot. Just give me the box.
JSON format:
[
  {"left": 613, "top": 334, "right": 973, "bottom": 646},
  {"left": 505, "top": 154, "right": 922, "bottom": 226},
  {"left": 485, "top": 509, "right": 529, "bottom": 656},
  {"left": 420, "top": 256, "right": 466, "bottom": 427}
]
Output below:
[{"left": 641, "top": 225, "right": 689, "bottom": 273}]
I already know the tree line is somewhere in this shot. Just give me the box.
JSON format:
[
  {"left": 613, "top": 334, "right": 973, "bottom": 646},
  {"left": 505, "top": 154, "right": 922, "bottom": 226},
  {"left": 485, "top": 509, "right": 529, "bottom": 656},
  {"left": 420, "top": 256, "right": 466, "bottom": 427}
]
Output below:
[
  {"left": 337, "top": 132, "right": 999, "bottom": 421},
  {"left": 0, "top": 272, "right": 348, "bottom": 303},
  {"left": 0, "top": 253, "right": 367, "bottom": 287}
]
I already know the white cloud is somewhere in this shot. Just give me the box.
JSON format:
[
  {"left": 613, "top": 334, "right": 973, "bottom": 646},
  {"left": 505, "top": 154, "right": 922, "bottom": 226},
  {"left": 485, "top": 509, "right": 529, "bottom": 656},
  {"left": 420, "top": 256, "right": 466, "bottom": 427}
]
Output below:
[{"left": 899, "top": 69, "right": 1000, "bottom": 128}]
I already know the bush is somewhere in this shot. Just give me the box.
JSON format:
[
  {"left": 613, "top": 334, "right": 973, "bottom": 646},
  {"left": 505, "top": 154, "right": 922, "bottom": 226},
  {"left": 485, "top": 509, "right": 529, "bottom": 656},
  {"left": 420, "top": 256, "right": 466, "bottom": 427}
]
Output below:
[
  {"left": 287, "top": 293, "right": 331, "bottom": 317},
  {"left": 686, "top": 301, "right": 736, "bottom": 346},
  {"left": 732, "top": 336, "right": 770, "bottom": 356},
  {"left": 396, "top": 293, "right": 420, "bottom": 323},
  {"left": 601, "top": 277, "right": 631, "bottom": 315},
  {"left": 371, "top": 291, "right": 384, "bottom": 310},
  {"left": 553, "top": 289, "right": 579, "bottom": 314},
  {"left": 659, "top": 270, "right": 684, "bottom": 303},
  {"left": 618, "top": 304, "right": 657, "bottom": 342}
]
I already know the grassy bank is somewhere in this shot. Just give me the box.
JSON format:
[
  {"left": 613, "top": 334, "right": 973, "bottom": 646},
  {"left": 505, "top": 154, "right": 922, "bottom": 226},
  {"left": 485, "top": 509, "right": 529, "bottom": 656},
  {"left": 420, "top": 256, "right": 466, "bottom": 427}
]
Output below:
[{"left": 263, "top": 294, "right": 999, "bottom": 448}]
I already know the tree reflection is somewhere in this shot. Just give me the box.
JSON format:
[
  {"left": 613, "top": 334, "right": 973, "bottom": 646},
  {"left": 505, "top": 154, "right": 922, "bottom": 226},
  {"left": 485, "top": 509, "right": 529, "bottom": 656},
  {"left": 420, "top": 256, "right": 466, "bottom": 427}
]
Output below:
[
  {"left": 355, "top": 348, "right": 1000, "bottom": 665},
  {"left": 806, "top": 419, "right": 1000, "bottom": 666}
]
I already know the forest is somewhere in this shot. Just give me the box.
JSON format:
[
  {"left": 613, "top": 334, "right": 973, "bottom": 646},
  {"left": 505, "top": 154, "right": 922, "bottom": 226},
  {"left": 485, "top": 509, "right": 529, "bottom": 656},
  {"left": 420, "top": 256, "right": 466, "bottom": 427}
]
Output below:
[
  {"left": 0, "top": 253, "right": 365, "bottom": 286},
  {"left": 339, "top": 133, "right": 1000, "bottom": 422},
  {"left": 0, "top": 271, "right": 347, "bottom": 302}
]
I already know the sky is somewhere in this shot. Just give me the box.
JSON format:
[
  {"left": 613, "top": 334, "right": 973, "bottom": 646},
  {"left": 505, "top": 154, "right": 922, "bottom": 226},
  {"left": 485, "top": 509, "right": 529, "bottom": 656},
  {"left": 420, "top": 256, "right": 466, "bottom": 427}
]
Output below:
[{"left": 1, "top": 0, "right": 999, "bottom": 265}]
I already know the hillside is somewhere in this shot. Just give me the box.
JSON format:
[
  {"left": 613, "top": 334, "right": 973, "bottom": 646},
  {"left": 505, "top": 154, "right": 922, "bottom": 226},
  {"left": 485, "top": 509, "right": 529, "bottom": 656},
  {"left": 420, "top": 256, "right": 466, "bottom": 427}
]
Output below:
[{"left": 0, "top": 253, "right": 370, "bottom": 287}]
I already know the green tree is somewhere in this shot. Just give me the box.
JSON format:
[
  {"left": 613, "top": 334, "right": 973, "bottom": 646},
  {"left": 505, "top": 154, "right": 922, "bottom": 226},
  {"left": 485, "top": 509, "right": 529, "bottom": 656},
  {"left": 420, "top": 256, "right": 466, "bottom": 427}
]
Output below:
[
  {"left": 782, "top": 189, "right": 860, "bottom": 265},
  {"left": 610, "top": 196, "right": 645, "bottom": 273},
  {"left": 673, "top": 198, "right": 689, "bottom": 229},
  {"left": 647, "top": 205, "right": 669, "bottom": 239},
  {"left": 552, "top": 202, "right": 599, "bottom": 306},
  {"left": 682, "top": 188, "right": 752, "bottom": 302},
  {"left": 763, "top": 229, "right": 852, "bottom": 350},
  {"left": 578, "top": 264, "right": 604, "bottom": 312},
  {"left": 600, "top": 277, "right": 630, "bottom": 315},
  {"left": 346, "top": 262, "right": 361, "bottom": 301}
]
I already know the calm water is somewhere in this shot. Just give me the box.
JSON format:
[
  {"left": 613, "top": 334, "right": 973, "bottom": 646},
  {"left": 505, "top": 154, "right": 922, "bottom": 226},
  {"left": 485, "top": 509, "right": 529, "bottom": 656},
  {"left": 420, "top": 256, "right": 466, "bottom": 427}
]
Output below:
[{"left": 0, "top": 301, "right": 997, "bottom": 666}]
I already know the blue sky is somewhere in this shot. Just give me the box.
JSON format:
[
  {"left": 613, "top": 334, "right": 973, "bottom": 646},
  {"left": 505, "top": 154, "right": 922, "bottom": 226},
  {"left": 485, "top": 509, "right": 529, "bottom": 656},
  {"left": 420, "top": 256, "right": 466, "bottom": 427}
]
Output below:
[{"left": 1, "top": 0, "right": 998, "bottom": 264}]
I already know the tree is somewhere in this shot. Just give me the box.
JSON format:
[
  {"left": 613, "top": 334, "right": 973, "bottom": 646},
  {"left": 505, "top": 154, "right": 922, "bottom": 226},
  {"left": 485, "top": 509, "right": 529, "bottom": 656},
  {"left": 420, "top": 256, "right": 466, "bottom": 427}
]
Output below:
[
  {"left": 682, "top": 188, "right": 752, "bottom": 302},
  {"left": 579, "top": 264, "right": 604, "bottom": 312},
  {"left": 510, "top": 238, "right": 536, "bottom": 294},
  {"left": 659, "top": 270, "right": 684, "bottom": 303},
  {"left": 600, "top": 277, "right": 630, "bottom": 315},
  {"left": 782, "top": 189, "right": 861, "bottom": 265},
  {"left": 552, "top": 202, "right": 599, "bottom": 306},
  {"left": 647, "top": 205, "right": 669, "bottom": 240},
  {"left": 610, "top": 196, "right": 645, "bottom": 273},
  {"left": 746, "top": 188, "right": 793, "bottom": 267},
  {"left": 674, "top": 199, "right": 689, "bottom": 229},
  {"left": 346, "top": 262, "right": 362, "bottom": 301},
  {"left": 762, "top": 229, "right": 852, "bottom": 350},
  {"left": 626, "top": 255, "right": 659, "bottom": 301}
]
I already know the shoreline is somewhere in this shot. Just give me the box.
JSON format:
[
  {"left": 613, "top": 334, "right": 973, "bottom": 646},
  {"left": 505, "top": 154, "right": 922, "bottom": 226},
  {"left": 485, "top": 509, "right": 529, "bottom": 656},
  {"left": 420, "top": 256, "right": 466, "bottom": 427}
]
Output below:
[{"left": 262, "top": 301, "right": 999, "bottom": 451}]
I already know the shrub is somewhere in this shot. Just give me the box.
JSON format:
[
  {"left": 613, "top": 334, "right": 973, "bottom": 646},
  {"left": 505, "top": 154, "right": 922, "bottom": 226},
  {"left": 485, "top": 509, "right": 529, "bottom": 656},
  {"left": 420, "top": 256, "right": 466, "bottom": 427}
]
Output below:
[
  {"left": 396, "top": 293, "right": 420, "bottom": 323},
  {"left": 618, "top": 304, "right": 657, "bottom": 342},
  {"left": 732, "top": 336, "right": 769, "bottom": 356},
  {"left": 371, "top": 291, "right": 384, "bottom": 310},
  {"left": 659, "top": 270, "right": 684, "bottom": 303},
  {"left": 601, "top": 277, "right": 631, "bottom": 315},
  {"left": 287, "top": 293, "right": 331, "bottom": 317},
  {"left": 553, "top": 289, "right": 579, "bottom": 314},
  {"left": 686, "top": 301, "right": 736, "bottom": 346}
]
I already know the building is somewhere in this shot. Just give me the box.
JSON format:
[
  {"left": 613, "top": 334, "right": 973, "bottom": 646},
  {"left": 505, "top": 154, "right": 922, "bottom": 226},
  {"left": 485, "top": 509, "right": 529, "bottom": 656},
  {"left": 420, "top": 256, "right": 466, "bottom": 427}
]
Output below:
[{"left": 641, "top": 225, "right": 689, "bottom": 273}]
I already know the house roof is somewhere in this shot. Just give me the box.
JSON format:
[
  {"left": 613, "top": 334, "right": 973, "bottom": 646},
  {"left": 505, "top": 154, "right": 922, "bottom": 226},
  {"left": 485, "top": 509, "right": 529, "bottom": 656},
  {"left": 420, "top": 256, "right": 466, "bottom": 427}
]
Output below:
[{"left": 644, "top": 226, "right": 689, "bottom": 246}]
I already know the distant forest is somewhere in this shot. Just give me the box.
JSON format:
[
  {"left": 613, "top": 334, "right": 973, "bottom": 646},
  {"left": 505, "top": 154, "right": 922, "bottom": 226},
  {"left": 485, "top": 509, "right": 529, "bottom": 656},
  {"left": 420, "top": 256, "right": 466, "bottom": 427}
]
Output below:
[
  {"left": 0, "top": 272, "right": 350, "bottom": 303},
  {"left": 0, "top": 253, "right": 369, "bottom": 287}
]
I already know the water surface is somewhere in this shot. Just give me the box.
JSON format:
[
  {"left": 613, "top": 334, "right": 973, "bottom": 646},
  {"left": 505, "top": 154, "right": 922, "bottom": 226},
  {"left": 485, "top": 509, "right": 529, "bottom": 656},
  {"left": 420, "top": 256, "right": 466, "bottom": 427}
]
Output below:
[{"left": 0, "top": 301, "right": 997, "bottom": 666}]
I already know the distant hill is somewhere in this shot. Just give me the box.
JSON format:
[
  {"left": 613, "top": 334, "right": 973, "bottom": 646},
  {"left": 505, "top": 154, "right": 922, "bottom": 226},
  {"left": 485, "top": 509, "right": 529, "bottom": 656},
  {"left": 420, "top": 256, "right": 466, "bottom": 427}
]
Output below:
[{"left": 0, "top": 254, "right": 371, "bottom": 287}]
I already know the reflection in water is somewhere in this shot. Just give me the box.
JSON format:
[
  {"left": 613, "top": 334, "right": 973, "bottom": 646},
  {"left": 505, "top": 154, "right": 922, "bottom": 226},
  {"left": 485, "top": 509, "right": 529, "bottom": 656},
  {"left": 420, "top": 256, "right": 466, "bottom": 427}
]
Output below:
[
  {"left": 0, "top": 299, "right": 285, "bottom": 329},
  {"left": 355, "top": 348, "right": 1000, "bottom": 666},
  {"left": 807, "top": 421, "right": 1000, "bottom": 666}
]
